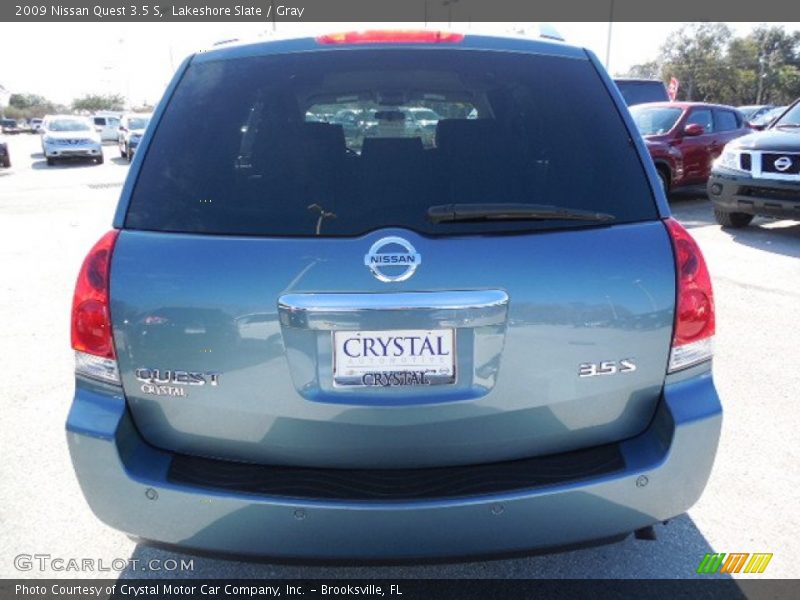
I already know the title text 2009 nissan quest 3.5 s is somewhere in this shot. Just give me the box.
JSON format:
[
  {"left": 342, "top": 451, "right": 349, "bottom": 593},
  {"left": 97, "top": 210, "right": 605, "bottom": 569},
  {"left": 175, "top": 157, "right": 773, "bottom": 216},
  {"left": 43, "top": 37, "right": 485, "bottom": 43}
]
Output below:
[{"left": 67, "top": 30, "right": 722, "bottom": 560}]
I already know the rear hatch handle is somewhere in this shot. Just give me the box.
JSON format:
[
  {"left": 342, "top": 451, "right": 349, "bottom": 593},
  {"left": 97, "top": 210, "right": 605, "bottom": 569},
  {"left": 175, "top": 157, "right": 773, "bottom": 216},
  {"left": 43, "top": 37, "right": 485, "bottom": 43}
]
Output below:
[{"left": 278, "top": 290, "right": 509, "bottom": 330}]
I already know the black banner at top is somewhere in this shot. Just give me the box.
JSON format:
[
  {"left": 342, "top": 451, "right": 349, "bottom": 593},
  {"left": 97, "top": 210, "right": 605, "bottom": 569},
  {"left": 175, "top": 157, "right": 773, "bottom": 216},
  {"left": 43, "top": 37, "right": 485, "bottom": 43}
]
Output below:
[{"left": 4, "top": 0, "right": 800, "bottom": 22}]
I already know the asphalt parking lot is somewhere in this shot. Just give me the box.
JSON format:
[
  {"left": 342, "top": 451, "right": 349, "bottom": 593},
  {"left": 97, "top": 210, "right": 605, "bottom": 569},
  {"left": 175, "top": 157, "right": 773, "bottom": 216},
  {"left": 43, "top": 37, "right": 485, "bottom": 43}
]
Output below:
[{"left": 0, "top": 133, "right": 798, "bottom": 580}]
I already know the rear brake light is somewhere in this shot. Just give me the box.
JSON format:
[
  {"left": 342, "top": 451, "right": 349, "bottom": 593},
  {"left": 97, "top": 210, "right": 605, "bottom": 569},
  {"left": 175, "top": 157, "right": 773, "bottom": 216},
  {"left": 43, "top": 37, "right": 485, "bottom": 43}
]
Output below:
[
  {"left": 665, "top": 218, "right": 715, "bottom": 372},
  {"left": 71, "top": 230, "right": 120, "bottom": 383},
  {"left": 316, "top": 30, "right": 464, "bottom": 45}
]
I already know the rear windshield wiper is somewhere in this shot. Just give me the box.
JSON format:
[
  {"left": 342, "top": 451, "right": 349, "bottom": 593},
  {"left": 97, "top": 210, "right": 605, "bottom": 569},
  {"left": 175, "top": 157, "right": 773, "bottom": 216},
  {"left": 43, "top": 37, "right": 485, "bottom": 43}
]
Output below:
[{"left": 427, "top": 203, "right": 616, "bottom": 224}]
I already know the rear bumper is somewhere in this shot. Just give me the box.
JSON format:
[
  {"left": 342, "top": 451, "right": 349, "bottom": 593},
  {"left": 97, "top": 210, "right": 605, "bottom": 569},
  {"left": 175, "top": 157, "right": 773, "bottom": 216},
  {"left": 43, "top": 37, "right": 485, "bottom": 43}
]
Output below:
[
  {"left": 67, "top": 373, "right": 722, "bottom": 560},
  {"left": 709, "top": 170, "right": 800, "bottom": 219}
]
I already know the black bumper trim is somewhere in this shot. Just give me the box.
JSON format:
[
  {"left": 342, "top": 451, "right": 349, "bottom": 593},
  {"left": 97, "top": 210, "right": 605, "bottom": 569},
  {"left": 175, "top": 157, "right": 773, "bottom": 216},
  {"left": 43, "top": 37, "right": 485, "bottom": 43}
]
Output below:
[
  {"left": 168, "top": 443, "right": 626, "bottom": 502},
  {"left": 709, "top": 172, "right": 800, "bottom": 217}
]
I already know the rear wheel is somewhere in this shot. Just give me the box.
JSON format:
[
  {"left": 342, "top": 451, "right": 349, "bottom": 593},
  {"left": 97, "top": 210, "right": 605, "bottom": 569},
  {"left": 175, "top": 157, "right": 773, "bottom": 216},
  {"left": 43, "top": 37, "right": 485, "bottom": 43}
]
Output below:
[
  {"left": 656, "top": 167, "right": 670, "bottom": 195},
  {"left": 714, "top": 208, "right": 753, "bottom": 228}
]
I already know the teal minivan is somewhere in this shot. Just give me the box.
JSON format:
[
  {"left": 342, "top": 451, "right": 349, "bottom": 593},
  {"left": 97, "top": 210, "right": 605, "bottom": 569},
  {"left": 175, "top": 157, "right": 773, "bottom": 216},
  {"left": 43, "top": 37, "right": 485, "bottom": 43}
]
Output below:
[{"left": 67, "top": 30, "right": 721, "bottom": 560}]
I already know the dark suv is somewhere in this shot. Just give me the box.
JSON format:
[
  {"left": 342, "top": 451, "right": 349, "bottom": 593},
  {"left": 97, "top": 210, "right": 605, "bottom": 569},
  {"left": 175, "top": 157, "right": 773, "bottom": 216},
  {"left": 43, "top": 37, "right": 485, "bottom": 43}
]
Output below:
[
  {"left": 708, "top": 98, "right": 800, "bottom": 227},
  {"left": 66, "top": 30, "right": 722, "bottom": 560},
  {"left": 613, "top": 78, "right": 669, "bottom": 106}
]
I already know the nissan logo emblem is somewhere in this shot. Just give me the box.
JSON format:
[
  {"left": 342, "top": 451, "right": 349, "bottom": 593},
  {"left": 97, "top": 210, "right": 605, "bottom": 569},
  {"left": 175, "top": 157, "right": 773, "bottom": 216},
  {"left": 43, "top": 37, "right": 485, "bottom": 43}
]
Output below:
[
  {"left": 773, "top": 156, "right": 793, "bottom": 172},
  {"left": 364, "top": 236, "right": 421, "bottom": 283}
]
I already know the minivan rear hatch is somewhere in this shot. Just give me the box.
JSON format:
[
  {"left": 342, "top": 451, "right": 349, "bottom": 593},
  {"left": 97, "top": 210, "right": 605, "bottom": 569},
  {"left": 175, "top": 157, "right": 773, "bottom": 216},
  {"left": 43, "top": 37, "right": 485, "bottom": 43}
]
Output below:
[{"left": 111, "top": 40, "right": 675, "bottom": 468}]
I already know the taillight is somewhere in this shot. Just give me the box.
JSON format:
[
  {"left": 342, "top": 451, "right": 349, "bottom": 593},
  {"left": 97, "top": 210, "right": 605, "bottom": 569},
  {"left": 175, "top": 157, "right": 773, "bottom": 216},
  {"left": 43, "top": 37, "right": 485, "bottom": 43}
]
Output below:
[
  {"left": 665, "top": 218, "right": 715, "bottom": 372},
  {"left": 71, "top": 230, "right": 120, "bottom": 384},
  {"left": 316, "top": 30, "right": 464, "bottom": 45}
]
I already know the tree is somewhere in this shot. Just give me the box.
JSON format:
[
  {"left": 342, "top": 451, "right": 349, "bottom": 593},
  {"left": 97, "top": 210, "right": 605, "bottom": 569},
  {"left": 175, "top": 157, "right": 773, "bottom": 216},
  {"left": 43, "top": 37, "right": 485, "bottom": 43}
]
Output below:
[
  {"left": 7, "top": 93, "right": 56, "bottom": 119},
  {"left": 623, "top": 24, "right": 800, "bottom": 106},
  {"left": 617, "top": 61, "right": 661, "bottom": 80},
  {"left": 71, "top": 93, "right": 126, "bottom": 113},
  {"left": 742, "top": 26, "right": 800, "bottom": 104},
  {"left": 660, "top": 23, "right": 735, "bottom": 102}
]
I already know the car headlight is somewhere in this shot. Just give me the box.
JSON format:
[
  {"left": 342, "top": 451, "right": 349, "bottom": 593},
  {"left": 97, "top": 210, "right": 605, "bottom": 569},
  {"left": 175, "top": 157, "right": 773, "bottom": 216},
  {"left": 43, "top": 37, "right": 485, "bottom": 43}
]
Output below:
[{"left": 716, "top": 148, "right": 750, "bottom": 172}]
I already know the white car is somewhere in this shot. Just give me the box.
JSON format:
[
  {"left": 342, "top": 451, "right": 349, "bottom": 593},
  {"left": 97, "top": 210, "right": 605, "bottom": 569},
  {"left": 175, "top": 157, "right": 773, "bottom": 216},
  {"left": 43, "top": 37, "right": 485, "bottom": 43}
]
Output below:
[
  {"left": 41, "top": 116, "right": 103, "bottom": 165},
  {"left": 118, "top": 113, "right": 152, "bottom": 161},
  {"left": 92, "top": 114, "right": 121, "bottom": 142}
]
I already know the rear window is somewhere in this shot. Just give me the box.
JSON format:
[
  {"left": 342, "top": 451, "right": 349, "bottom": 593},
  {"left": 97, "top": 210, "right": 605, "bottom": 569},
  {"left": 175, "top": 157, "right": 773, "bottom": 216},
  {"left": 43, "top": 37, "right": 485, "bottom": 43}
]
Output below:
[
  {"left": 125, "top": 49, "right": 657, "bottom": 237},
  {"left": 715, "top": 109, "right": 740, "bottom": 132},
  {"left": 614, "top": 80, "right": 669, "bottom": 106}
]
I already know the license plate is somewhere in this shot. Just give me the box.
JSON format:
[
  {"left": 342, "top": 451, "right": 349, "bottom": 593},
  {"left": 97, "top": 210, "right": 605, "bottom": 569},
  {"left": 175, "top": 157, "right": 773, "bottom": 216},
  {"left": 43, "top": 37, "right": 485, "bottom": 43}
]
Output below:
[{"left": 333, "top": 329, "right": 455, "bottom": 387}]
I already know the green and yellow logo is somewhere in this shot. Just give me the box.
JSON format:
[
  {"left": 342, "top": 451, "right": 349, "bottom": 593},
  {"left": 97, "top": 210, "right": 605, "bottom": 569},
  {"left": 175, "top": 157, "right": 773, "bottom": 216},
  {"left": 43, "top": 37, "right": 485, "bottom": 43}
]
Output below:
[{"left": 697, "top": 553, "right": 773, "bottom": 574}]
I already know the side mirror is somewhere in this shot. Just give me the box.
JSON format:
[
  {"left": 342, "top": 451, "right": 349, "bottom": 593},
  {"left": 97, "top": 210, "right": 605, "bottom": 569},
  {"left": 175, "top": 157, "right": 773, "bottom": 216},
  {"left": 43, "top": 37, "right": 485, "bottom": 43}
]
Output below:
[{"left": 683, "top": 123, "right": 705, "bottom": 136}]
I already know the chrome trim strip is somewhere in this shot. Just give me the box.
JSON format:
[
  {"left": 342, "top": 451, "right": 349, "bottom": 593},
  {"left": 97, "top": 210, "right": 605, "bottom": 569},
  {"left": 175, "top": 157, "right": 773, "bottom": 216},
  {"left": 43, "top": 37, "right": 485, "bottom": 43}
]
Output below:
[
  {"left": 280, "top": 290, "right": 508, "bottom": 312},
  {"left": 278, "top": 290, "right": 509, "bottom": 330}
]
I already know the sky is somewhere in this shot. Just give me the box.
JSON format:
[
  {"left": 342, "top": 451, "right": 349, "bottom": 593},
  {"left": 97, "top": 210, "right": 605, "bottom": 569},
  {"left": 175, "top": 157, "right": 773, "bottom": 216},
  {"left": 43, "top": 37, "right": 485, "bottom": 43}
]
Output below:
[{"left": 1, "top": 21, "right": 799, "bottom": 107}]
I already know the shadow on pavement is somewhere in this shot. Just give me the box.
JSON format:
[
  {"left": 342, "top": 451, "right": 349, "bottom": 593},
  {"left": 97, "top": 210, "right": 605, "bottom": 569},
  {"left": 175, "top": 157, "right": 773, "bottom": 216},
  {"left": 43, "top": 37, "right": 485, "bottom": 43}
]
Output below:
[
  {"left": 722, "top": 220, "right": 800, "bottom": 259},
  {"left": 670, "top": 190, "right": 800, "bottom": 258},
  {"left": 667, "top": 192, "right": 716, "bottom": 229},
  {"left": 668, "top": 189, "right": 800, "bottom": 258},
  {"left": 119, "top": 513, "right": 731, "bottom": 581},
  {"left": 31, "top": 158, "right": 103, "bottom": 170}
]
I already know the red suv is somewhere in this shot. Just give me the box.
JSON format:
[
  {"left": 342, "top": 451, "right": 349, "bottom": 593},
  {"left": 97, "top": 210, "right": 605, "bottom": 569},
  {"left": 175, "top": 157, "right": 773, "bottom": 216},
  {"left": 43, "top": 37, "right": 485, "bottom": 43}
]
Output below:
[{"left": 630, "top": 102, "right": 750, "bottom": 192}]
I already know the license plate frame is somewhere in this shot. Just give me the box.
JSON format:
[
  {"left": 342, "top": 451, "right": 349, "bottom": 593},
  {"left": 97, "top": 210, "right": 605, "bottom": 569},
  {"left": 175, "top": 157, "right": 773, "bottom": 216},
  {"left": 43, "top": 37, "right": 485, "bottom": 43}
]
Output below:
[{"left": 332, "top": 328, "right": 456, "bottom": 388}]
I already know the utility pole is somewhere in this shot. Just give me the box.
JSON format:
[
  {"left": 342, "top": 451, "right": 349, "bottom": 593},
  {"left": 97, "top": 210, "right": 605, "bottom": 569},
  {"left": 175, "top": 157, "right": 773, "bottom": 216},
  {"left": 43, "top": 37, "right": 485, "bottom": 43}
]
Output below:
[{"left": 605, "top": 0, "right": 615, "bottom": 71}]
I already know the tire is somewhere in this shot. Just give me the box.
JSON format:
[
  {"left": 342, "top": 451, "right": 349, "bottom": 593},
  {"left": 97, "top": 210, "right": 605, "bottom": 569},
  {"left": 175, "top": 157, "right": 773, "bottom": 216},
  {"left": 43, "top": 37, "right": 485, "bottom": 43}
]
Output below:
[
  {"left": 46, "top": 157, "right": 55, "bottom": 166},
  {"left": 96, "top": 153, "right": 104, "bottom": 165},
  {"left": 1, "top": 156, "right": 10, "bottom": 168},
  {"left": 657, "top": 169, "right": 670, "bottom": 195},
  {"left": 714, "top": 208, "right": 753, "bottom": 228}
]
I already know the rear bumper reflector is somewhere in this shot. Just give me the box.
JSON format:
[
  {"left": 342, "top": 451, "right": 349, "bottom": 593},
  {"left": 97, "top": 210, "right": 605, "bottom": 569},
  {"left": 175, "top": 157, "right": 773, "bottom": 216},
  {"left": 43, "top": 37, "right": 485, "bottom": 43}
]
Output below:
[
  {"left": 75, "top": 350, "right": 120, "bottom": 384},
  {"left": 668, "top": 337, "right": 713, "bottom": 373}
]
